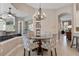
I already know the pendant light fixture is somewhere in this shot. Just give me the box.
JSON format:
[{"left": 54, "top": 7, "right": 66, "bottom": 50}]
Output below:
[
  {"left": 0, "top": 7, "right": 15, "bottom": 20},
  {"left": 33, "top": 3, "right": 46, "bottom": 20},
  {"left": 33, "top": 3, "right": 46, "bottom": 37}
]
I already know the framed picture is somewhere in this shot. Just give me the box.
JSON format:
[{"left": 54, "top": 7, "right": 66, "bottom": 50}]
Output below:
[{"left": 76, "top": 27, "right": 79, "bottom": 31}]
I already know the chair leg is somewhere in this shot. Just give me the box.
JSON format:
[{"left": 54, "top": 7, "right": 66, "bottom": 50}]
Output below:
[
  {"left": 71, "top": 37, "right": 74, "bottom": 48},
  {"left": 51, "top": 50, "right": 53, "bottom": 56},
  {"left": 41, "top": 52, "right": 43, "bottom": 56},
  {"left": 24, "top": 48, "right": 26, "bottom": 56},
  {"left": 76, "top": 38, "right": 78, "bottom": 48},
  {"left": 28, "top": 51, "right": 30, "bottom": 56},
  {"left": 70, "top": 41, "right": 73, "bottom": 48},
  {"left": 41, "top": 49, "right": 43, "bottom": 56},
  {"left": 54, "top": 48, "right": 57, "bottom": 56}
]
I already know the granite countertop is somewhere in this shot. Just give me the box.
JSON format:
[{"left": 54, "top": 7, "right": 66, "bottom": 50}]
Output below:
[{"left": 0, "top": 34, "right": 21, "bottom": 42}]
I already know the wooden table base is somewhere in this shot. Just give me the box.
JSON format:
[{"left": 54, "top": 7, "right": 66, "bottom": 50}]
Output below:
[
  {"left": 32, "top": 39, "right": 48, "bottom": 55},
  {"left": 32, "top": 47, "right": 48, "bottom": 55}
]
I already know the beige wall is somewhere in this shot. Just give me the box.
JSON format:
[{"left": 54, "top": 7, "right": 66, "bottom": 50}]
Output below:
[
  {"left": 56, "top": 5, "right": 73, "bottom": 29},
  {"left": 56, "top": 5, "right": 72, "bottom": 16},
  {"left": 41, "top": 9, "right": 58, "bottom": 34},
  {"left": 74, "top": 11, "right": 79, "bottom": 33},
  {"left": 72, "top": 4, "right": 79, "bottom": 33},
  {"left": 56, "top": 5, "right": 73, "bottom": 35}
]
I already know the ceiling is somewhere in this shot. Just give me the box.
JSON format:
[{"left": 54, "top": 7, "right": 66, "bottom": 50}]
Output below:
[
  {"left": 27, "top": 3, "right": 72, "bottom": 10},
  {"left": 0, "top": 3, "right": 29, "bottom": 18}
]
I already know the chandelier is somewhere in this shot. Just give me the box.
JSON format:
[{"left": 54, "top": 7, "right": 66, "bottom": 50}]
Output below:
[
  {"left": 33, "top": 6, "right": 46, "bottom": 20},
  {"left": 33, "top": 4, "right": 46, "bottom": 37}
]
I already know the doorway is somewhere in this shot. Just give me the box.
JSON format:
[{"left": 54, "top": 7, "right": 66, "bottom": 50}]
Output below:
[{"left": 58, "top": 13, "right": 72, "bottom": 41}]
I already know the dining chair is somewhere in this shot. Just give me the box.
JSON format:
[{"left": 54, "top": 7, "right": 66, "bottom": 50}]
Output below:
[
  {"left": 22, "top": 33, "right": 31, "bottom": 56},
  {"left": 50, "top": 34, "right": 57, "bottom": 56},
  {"left": 41, "top": 33, "right": 52, "bottom": 55}
]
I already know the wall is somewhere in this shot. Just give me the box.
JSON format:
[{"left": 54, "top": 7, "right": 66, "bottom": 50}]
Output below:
[
  {"left": 74, "top": 10, "right": 79, "bottom": 33},
  {"left": 55, "top": 5, "right": 73, "bottom": 36},
  {"left": 56, "top": 5, "right": 73, "bottom": 30},
  {"left": 72, "top": 4, "right": 79, "bottom": 33},
  {"left": 56, "top": 5, "right": 72, "bottom": 16},
  {"left": 41, "top": 9, "right": 57, "bottom": 34}
]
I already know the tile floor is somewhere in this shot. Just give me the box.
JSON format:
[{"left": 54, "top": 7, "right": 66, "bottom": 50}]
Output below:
[
  {"left": 56, "top": 34, "right": 79, "bottom": 56},
  {"left": 25, "top": 34, "right": 79, "bottom": 56}
]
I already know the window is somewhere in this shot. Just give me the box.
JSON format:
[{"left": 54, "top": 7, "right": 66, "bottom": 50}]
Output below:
[
  {"left": 28, "top": 24, "right": 33, "bottom": 31},
  {"left": 0, "top": 19, "right": 6, "bottom": 31}
]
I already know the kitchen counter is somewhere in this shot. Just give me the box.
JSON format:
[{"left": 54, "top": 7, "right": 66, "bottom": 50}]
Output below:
[
  {"left": 0, "top": 34, "right": 21, "bottom": 42},
  {"left": 0, "top": 36, "right": 24, "bottom": 56}
]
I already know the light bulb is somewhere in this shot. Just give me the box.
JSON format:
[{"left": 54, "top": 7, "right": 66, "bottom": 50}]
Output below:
[
  {"left": 37, "top": 11, "right": 40, "bottom": 15},
  {"left": 8, "top": 14, "right": 12, "bottom": 17},
  {"left": 41, "top": 15, "right": 43, "bottom": 19},
  {"left": 43, "top": 12, "right": 46, "bottom": 17}
]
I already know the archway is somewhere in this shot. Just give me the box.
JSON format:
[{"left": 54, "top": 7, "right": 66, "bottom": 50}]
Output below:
[{"left": 58, "top": 13, "right": 72, "bottom": 41}]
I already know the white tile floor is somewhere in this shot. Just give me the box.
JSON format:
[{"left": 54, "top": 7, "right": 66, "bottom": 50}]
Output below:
[
  {"left": 56, "top": 34, "right": 79, "bottom": 56},
  {"left": 25, "top": 34, "right": 79, "bottom": 56}
]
